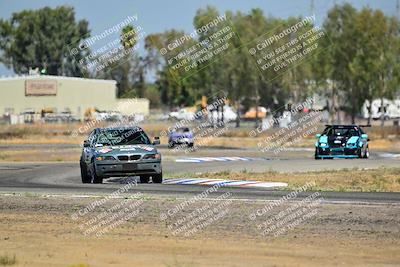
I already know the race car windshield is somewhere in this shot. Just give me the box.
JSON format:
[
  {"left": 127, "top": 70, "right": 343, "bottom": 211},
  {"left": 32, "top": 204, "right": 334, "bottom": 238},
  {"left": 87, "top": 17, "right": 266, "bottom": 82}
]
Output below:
[
  {"left": 96, "top": 129, "right": 151, "bottom": 146},
  {"left": 327, "top": 128, "right": 359, "bottom": 137},
  {"left": 177, "top": 127, "right": 190, "bottom": 133}
]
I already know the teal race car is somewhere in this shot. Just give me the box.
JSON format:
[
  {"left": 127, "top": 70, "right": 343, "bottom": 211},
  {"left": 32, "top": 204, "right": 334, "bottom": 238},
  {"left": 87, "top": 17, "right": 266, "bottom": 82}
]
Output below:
[
  {"left": 315, "top": 125, "right": 370, "bottom": 159},
  {"left": 80, "top": 126, "right": 162, "bottom": 184}
]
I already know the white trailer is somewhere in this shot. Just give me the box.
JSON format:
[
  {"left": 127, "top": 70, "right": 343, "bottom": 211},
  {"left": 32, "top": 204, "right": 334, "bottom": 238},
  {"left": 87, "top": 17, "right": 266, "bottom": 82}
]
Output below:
[{"left": 362, "top": 98, "right": 400, "bottom": 120}]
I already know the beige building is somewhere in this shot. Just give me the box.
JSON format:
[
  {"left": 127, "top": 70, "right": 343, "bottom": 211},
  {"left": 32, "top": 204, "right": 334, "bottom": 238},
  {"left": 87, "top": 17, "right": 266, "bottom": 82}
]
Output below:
[{"left": 0, "top": 75, "right": 149, "bottom": 121}]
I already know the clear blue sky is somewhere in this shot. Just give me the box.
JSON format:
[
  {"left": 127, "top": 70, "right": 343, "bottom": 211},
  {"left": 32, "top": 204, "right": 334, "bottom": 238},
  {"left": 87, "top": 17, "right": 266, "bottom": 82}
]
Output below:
[{"left": 0, "top": 0, "right": 397, "bottom": 76}]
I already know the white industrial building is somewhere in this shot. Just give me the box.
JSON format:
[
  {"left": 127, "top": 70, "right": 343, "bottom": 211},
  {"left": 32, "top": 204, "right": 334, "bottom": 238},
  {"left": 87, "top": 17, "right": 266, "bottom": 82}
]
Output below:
[{"left": 0, "top": 75, "right": 149, "bottom": 123}]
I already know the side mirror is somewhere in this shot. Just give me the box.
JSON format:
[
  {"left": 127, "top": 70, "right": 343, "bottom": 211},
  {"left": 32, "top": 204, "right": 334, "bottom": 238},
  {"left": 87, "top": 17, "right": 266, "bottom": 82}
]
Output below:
[
  {"left": 315, "top": 134, "right": 321, "bottom": 138},
  {"left": 83, "top": 140, "right": 90, "bottom": 147},
  {"left": 153, "top": 137, "right": 160, "bottom": 145},
  {"left": 361, "top": 134, "right": 368, "bottom": 139}
]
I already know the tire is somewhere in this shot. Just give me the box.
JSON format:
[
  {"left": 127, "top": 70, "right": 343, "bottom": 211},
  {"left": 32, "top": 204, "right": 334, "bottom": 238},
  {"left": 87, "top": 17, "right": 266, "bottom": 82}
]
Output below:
[
  {"left": 314, "top": 148, "right": 321, "bottom": 160},
  {"left": 90, "top": 159, "right": 103, "bottom": 184},
  {"left": 188, "top": 143, "right": 194, "bottom": 148},
  {"left": 80, "top": 160, "right": 91, "bottom": 183},
  {"left": 357, "top": 147, "right": 363, "bottom": 158},
  {"left": 152, "top": 173, "right": 163, "bottom": 183},
  {"left": 363, "top": 146, "right": 369, "bottom": 159},
  {"left": 140, "top": 175, "right": 150, "bottom": 183}
]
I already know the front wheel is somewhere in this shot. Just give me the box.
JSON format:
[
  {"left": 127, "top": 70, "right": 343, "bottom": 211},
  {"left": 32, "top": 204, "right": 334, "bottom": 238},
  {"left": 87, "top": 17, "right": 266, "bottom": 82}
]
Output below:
[
  {"left": 80, "top": 160, "right": 91, "bottom": 183},
  {"left": 314, "top": 148, "right": 321, "bottom": 160},
  {"left": 168, "top": 141, "right": 175, "bottom": 148},
  {"left": 140, "top": 175, "right": 150, "bottom": 183},
  {"left": 90, "top": 160, "right": 103, "bottom": 184},
  {"left": 357, "top": 147, "right": 363, "bottom": 158},
  {"left": 152, "top": 173, "right": 163, "bottom": 183},
  {"left": 363, "top": 146, "right": 369, "bottom": 159}
]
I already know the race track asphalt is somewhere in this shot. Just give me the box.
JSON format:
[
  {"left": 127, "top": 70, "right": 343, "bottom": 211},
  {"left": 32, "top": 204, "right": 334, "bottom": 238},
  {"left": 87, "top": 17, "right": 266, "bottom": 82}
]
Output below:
[{"left": 0, "top": 147, "right": 399, "bottom": 204}]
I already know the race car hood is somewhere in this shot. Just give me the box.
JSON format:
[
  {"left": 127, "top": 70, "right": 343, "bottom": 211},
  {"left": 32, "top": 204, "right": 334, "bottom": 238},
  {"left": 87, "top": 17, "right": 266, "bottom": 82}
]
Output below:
[
  {"left": 318, "top": 135, "right": 361, "bottom": 147},
  {"left": 95, "top": 144, "right": 157, "bottom": 155},
  {"left": 327, "top": 135, "right": 361, "bottom": 147},
  {"left": 347, "top": 136, "right": 360, "bottom": 144},
  {"left": 327, "top": 134, "right": 348, "bottom": 147}
]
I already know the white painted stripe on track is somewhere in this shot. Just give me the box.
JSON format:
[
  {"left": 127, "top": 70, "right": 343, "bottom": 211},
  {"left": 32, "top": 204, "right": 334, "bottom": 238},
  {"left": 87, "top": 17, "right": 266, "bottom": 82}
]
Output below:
[
  {"left": 202, "top": 157, "right": 222, "bottom": 161},
  {"left": 242, "top": 182, "right": 289, "bottom": 188},
  {"left": 175, "top": 156, "right": 256, "bottom": 163},
  {"left": 222, "top": 157, "right": 239, "bottom": 161},
  {"left": 206, "top": 157, "right": 228, "bottom": 161},
  {"left": 175, "top": 159, "right": 202, "bottom": 163},
  {"left": 378, "top": 153, "right": 400, "bottom": 158},
  {"left": 6, "top": 193, "right": 396, "bottom": 206}
]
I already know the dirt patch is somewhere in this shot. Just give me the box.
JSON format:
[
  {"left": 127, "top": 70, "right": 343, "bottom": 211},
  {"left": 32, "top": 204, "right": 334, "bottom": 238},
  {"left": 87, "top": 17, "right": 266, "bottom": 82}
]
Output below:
[
  {"left": 0, "top": 148, "right": 80, "bottom": 162},
  {"left": 0, "top": 195, "right": 399, "bottom": 267}
]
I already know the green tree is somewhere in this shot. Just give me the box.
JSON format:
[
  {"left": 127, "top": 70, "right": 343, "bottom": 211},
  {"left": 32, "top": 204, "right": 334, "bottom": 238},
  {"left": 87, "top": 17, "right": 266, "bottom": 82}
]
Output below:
[
  {"left": 374, "top": 15, "right": 400, "bottom": 129},
  {"left": 0, "top": 6, "right": 90, "bottom": 76},
  {"left": 144, "top": 30, "right": 197, "bottom": 106},
  {"left": 321, "top": 4, "right": 361, "bottom": 123},
  {"left": 97, "top": 25, "right": 150, "bottom": 98},
  {"left": 321, "top": 4, "right": 400, "bottom": 124},
  {"left": 350, "top": 8, "right": 385, "bottom": 125}
]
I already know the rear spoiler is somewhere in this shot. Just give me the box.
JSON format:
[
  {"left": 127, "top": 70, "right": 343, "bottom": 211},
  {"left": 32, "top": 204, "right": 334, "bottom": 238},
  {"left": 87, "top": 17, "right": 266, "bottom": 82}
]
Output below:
[{"left": 325, "top": 124, "right": 371, "bottom": 128}]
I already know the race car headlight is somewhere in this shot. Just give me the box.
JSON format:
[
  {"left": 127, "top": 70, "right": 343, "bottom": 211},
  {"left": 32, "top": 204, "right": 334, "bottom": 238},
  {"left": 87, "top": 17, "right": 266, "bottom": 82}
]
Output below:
[
  {"left": 143, "top": 153, "right": 161, "bottom": 160},
  {"left": 347, "top": 142, "right": 356, "bottom": 147},
  {"left": 95, "top": 156, "right": 116, "bottom": 161},
  {"left": 319, "top": 143, "right": 328, "bottom": 147}
]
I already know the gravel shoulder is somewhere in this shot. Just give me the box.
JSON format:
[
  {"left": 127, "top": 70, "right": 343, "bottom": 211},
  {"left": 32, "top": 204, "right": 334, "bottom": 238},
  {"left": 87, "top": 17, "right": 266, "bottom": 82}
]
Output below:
[{"left": 1, "top": 195, "right": 399, "bottom": 267}]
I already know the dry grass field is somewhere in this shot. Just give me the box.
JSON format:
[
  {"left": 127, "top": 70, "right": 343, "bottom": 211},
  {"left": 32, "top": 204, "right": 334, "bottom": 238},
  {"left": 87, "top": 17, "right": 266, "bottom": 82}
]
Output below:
[
  {"left": 172, "top": 167, "right": 400, "bottom": 192},
  {"left": 0, "top": 195, "right": 399, "bottom": 267},
  {"left": 0, "top": 122, "right": 399, "bottom": 151}
]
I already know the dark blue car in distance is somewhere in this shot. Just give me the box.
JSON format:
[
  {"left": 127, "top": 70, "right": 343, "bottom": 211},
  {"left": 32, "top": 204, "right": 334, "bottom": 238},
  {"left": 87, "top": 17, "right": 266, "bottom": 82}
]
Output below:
[
  {"left": 315, "top": 125, "right": 370, "bottom": 159},
  {"left": 168, "top": 127, "right": 194, "bottom": 148}
]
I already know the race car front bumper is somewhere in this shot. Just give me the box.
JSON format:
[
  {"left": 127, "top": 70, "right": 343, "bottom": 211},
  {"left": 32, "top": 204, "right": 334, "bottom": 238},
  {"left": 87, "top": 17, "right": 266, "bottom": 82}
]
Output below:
[
  {"left": 170, "top": 137, "right": 194, "bottom": 144},
  {"left": 95, "top": 161, "right": 162, "bottom": 177},
  {"left": 317, "top": 147, "right": 360, "bottom": 158}
]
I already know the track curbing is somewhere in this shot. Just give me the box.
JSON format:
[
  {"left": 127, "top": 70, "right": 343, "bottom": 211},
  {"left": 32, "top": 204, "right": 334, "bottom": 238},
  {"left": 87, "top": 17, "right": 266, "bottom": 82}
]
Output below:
[{"left": 163, "top": 178, "right": 288, "bottom": 188}]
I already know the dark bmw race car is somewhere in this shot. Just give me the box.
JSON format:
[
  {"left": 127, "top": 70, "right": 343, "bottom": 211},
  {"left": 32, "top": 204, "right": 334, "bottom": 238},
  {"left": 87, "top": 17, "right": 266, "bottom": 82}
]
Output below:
[
  {"left": 315, "top": 125, "right": 370, "bottom": 159},
  {"left": 80, "top": 126, "right": 162, "bottom": 184}
]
